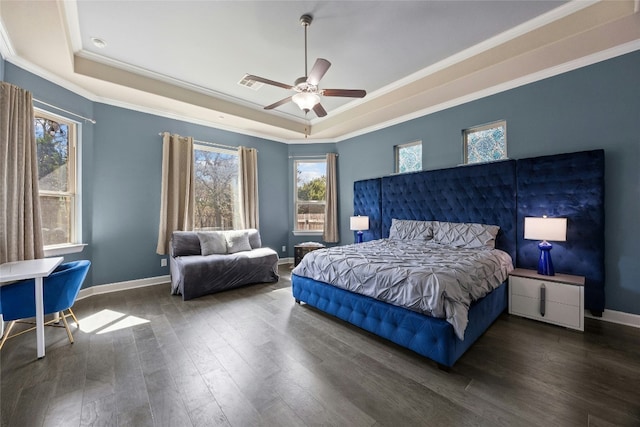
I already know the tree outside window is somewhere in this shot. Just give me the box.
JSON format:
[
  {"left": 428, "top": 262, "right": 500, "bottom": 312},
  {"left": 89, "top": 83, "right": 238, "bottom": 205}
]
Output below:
[
  {"left": 193, "top": 145, "right": 240, "bottom": 230},
  {"left": 295, "top": 160, "right": 326, "bottom": 232},
  {"left": 35, "top": 111, "right": 77, "bottom": 247}
]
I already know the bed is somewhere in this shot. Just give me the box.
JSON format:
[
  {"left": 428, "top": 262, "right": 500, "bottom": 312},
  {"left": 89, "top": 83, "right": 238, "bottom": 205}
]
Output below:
[
  {"left": 293, "top": 159, "right": 517, "bottom": 368},
  {"left": 291, "top": 150, "right": 604, "bottom": 369}
]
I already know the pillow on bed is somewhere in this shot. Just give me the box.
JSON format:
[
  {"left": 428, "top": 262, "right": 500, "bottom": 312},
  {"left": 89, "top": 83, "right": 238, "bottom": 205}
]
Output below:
[
  {"left": 388, "top": 219, "right": 434, "bottom": 240},
  {"left": 433, "top": 221, "right": 500, "bottom": 249},
  {"left": 197, "top": 231, "right": 227, "bottom": 255},
  {"left": 225, "top": 230, "right": 252, "bottom": 253}
]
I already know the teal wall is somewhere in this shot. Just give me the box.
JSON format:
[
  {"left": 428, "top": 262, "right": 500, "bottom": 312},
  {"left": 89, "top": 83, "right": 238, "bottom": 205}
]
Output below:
[
  {"left": 3, "top": 49, "right": 639, "bottom": 315},
  {"left": 4, "top": 62, "right": 290, "bottom": 287},
  {"left": 337, "top": 50, "right": 640, "bottom": 315}
]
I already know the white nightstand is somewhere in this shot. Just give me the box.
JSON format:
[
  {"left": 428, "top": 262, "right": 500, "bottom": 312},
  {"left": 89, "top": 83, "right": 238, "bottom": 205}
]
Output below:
[{"left": 509, "top": 268, "right": 585, "bottom": 331}]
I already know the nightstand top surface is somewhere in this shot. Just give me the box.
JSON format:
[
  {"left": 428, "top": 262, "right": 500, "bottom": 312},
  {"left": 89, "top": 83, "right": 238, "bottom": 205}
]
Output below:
[{"left": 510, "top": 268, "right": 585, "bottom": 286}]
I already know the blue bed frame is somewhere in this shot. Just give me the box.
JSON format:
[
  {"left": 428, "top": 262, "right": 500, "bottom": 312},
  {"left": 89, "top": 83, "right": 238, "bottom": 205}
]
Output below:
[{"left": 292, "top": 150, "right": 604, "bottom": 368}]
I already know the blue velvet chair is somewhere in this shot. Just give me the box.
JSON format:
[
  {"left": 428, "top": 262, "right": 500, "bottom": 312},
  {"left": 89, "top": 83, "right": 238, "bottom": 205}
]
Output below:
[{"left": 0, "top": 260, "right": 91, "bottom": 350}]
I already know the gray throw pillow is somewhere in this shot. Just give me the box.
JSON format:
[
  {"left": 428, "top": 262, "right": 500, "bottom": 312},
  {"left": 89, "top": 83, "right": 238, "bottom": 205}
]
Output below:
[
  {"left": 225, "top": 230, "right": 252, "bottom": 253},
  {"left": 246, "top": 229, "right": 262, "bottom": 249},
  {"left": 197, "top": 231, "right": 227, "bottom": 255},
  {"left": 388, "top": 219, "right": 434, "bottom": 240},
  {"left": 433, "top": 221, "right": 500, "bottom": 249}
]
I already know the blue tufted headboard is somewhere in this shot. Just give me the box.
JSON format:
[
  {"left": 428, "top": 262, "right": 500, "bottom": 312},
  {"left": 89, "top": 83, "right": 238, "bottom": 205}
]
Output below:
[
  {"left": 353, "top": 149, "right": 605, "bottom": 316},
  {"left": 353, "top": 178, "right": 383, "bottom": 242},
  {"left": 379, "top": 160, "right": 517, "bottom": 261},
  {"left": 516, "top": 150, "right": 605, "bottom": 315}
]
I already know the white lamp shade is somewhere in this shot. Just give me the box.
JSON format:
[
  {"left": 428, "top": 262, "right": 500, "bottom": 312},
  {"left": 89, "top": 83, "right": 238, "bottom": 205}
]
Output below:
[
  {"left": 524, "top": 217, "right": 567, "bottom": 242},
  {"left": 350, "top": 216, "right": 369, "bottom": 231},
  {"left": 292, "top": 92, "right": 320, "bottom": 111}
]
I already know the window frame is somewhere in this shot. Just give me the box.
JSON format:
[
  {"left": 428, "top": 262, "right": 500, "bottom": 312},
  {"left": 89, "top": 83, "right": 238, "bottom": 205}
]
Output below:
[
  {"left": 35, "top": 109, "right": 84, "bottom": 256},
  {"left": 192, "top": 143, "right": 240, "bottom": 231},
  {"left": 394, "top": 140, "right": 422, "bottom": 174},
  {"left": 463, "top": 120, "right": 507, "bottom": 164},
  {"left": 293, "top": 159, "right": 327, "bottom": 236}
]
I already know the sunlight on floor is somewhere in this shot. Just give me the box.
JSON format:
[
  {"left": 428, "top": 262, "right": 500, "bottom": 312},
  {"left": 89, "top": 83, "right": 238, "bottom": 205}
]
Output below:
[{"left": 77, "top": 309, "right": 150, "bottom": 334}]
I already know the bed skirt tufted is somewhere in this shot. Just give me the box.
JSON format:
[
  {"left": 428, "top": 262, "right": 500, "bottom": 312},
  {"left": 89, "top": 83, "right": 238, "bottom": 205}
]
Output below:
[{"left": 292, "top": 274, "right": 508, "bottom": 368}]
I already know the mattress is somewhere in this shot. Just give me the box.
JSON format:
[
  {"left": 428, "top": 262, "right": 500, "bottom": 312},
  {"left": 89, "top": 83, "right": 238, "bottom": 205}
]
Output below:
[{"left": 292, "top": 239, "right": 513, "bottom": 339}]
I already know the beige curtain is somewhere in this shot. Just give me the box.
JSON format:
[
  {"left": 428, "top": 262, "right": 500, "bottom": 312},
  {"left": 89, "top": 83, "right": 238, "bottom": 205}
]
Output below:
[
  {"left": 323, "top": 153, "right": 339, "bottom": 243},
  {"left": 0, "top": 82, "right": 44, "bottom": 264},
  {"left": 156, "top": 132, "right": 195, "bottom": 255},
  {"left": 238, "top": 146, "right": 259, "bottom": 229}
]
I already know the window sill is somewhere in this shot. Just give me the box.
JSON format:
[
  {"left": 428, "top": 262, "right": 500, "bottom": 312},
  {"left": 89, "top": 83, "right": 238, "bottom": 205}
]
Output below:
[
  {"left": 44, "top": 243, "right": 87, "bottom": 257},
  {"left": 292, "top": 230, "right": 323, "bottom": 237}
]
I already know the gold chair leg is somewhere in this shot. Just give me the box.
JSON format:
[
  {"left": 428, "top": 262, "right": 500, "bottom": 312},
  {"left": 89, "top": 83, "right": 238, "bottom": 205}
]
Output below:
[
  {"left": 60, "top": 311, "right": 74, "bottom": 344},
  {"left": 0, "top": 321, "right": 17, "bottom": 350},
  {"left": 67, "top": 308, "right": 79, "bottom": 327}
]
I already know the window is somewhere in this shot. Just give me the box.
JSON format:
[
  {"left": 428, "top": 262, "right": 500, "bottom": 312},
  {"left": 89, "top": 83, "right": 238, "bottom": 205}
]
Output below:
[
  {"left": 35, "top": 111, "right": 79, "bottom": 248},
  {"left": 395, "top": 140, "right": 422, "bottom": 173},
  {"left": 463, "top": 120, "right": 507, "bottom": 164},
  {"left": 294, "top": 160, "right": 326, "bottom": 233},
  {"left": 193, "top": 145, "right": 240, "bottom": 230}
]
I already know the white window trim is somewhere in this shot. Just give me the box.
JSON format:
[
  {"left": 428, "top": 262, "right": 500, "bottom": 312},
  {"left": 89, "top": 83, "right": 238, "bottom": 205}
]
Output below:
[
  {"left": 35, "top": 108, "right": 85, "bottom": 254},
  {"left": 394, "top": 140, "right": 422, "bottom": 174},
  {"left": 463, "top": 120, "right": 508, "bottom": 164}
]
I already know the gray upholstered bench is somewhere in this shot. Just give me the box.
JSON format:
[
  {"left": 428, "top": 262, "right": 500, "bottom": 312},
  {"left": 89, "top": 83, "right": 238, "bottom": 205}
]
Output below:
[{"left": 169, "top": 229, "right": 279, "bottom": 300}]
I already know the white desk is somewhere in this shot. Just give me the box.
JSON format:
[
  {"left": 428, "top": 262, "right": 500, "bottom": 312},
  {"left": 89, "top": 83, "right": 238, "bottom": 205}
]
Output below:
[{"left": 0, "top": 257, "right": 64, "bottom": 358}]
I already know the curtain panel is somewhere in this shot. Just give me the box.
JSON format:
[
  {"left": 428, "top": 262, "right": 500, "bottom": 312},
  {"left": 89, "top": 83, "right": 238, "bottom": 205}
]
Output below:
[
  {"left": 323, "top": 153, "right": 339, "bottom": 243},
  {"left": 239, "top": 146, "right": 259, "bottom": 229},
  {"left": 156, "top": 132, "right": 195, "bottom": 255},
  {"left": 0, "top": 82, "right": 44, "bottom": 263}
]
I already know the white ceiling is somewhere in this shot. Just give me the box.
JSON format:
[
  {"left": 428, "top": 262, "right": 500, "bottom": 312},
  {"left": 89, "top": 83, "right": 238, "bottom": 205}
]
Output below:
[{"left": 1, "top": 1, "right": 639, "bottom": 142}]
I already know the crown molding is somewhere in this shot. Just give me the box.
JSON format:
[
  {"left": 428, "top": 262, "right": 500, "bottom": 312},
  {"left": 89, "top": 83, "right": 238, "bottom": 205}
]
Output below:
[
  {"left": 0, "top": 15, "right": 15, "bottom": 58},
  {"left": 334, "top": 39, "right": 640, "bottom": 143}
]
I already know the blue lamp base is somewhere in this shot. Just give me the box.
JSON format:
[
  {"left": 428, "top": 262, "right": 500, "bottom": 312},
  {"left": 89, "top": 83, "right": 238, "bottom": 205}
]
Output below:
[
  {"left": 537, "top": 241, "right": 555, "bottom": 276},
  {"left": 356, "top": 231, "right": 363, "bottom": 244}
]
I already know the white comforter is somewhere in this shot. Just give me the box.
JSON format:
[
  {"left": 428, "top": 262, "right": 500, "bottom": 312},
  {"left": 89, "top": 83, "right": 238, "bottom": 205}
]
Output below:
[{"left": 292, "top": 239, "right": 513, "bottom": 340}]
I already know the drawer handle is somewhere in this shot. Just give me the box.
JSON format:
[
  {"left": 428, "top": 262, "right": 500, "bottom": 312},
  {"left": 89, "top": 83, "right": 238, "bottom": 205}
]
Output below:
[{"left": 540, "top": 284, "right": 546, "bottom": 317}]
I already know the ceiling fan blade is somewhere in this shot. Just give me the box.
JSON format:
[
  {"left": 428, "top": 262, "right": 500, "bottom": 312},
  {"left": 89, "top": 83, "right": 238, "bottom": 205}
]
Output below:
[
  {"left": 264, "top": 96, "right": 292, "bottom": 110},
  {"left": 312, "top": 103, "right": 327, "bottom": 117},
  {"left": 307, "top": 59, "right": 331, "bottom": 86},
  {"left": 322, "top": 89, "right": 366, "bottom": 98},
  {"left": 245, "top": 74, "right": 293, "bottom": 90}
]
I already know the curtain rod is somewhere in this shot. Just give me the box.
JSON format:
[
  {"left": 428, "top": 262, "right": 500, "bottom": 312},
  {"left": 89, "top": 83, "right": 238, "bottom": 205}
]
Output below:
[
  {"left": 158, "top": 132, "right": 247, "bottom": 152},
  {"left": 33, "top": 98, "right": 97, "bottom": 124},
  {"left": 288, "top": 154, "right": 337, "bottom": 159}
]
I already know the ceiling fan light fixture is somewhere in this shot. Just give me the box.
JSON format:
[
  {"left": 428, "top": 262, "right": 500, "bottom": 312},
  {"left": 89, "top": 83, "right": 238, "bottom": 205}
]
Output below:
[{"left": 292, "top": 92, "right": 320, "bottom": 111}]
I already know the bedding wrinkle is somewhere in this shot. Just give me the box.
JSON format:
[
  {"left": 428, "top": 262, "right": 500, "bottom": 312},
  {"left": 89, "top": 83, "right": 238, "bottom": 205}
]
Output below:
[{"left": 292, "top": 239, "right": 513, "bottom": 340}]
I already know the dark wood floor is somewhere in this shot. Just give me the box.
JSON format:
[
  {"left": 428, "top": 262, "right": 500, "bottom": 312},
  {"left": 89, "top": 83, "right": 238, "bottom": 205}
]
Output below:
[{"left": 1, "top": 265, "right": 639, "bottom": 427}]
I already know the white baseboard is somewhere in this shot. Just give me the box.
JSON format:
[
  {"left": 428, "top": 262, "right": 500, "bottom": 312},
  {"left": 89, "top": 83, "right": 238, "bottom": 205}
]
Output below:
[
  {"left": 279, "top": 257, "right": 293, "bottom": 265},
  {"left": 75, "top": 274, "right": 640, "bottom": 331},
  {"left": 77, "top": 275, "right": 170, "bottom": 300},
  {"left": 585, "top": 309, "right": 640, "bottom": 329}
]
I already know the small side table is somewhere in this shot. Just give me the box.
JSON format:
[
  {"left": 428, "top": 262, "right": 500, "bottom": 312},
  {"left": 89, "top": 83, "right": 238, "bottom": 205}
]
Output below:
[
  {"left": 509, "top": 268, "right": 585, "bottom": 331},
  {"left": 294, "top": 243, "right": 325, "bottom": 266}
]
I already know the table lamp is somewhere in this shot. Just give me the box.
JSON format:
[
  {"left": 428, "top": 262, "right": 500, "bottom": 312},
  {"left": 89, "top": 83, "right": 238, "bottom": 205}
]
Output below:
[
  {"left": 350, "top": 216, "right": 369, "bottom": 244},
  {"left": 524, "top": 216, "right": 567, "bottom": 276}
]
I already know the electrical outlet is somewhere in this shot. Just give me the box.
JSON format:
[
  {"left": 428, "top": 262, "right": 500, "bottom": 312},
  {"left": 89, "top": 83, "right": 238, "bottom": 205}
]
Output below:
[
  {"left": 160, "top": 258, "right": 167, "bottom": 267},
  {"left": 282, "top": 245, "right": 286, "bottom": 252}
]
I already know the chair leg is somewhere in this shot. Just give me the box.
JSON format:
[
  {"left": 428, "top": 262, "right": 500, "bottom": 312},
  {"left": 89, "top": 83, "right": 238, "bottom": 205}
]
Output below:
[
  {"left": 60, "top": 311, "right": 74, "bottom": 344},
  {"left": 67, "top": 308, "right": 79, "bottom": 327},
  {"left": 0, "top": 321, "right": 17, "bottom": 351}
]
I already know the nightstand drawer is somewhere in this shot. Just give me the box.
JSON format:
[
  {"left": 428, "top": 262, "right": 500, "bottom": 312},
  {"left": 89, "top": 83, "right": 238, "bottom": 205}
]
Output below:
[
  {"left": 510, "top": 276, "right": 580, "bottom": 306},
  {"left": 509, "top": 273, "right": 584, "bottom": 331},
  {"left": 510, "top": 294, "right": 582, "bottom": 329}
]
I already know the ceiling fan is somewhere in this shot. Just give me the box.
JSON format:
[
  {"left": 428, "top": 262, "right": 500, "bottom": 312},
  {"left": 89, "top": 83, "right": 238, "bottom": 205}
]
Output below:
[{"left": 244, "top": 14, "right": 366, "bottom": 118}]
